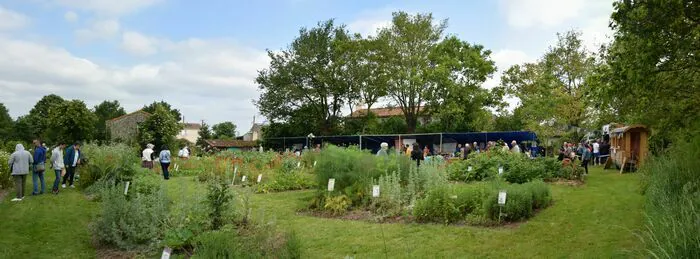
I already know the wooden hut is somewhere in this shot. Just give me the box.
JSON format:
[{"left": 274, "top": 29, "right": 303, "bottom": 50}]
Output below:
[{"left": 608, "top": 125, "right": 649, "bottom": 171}]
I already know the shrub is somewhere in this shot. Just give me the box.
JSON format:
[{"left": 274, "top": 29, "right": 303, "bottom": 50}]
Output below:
[
  {"left": 449, "top": 149, "right": 558, "bottom": 183},
  {"left": 0, "top": 151, "right": 11, "bottom": 189},
  {"left": 323, "top": 195, "right": 352, "bottom": 216},
  {"left": 524, "top": 180, "right": 552, "bottom": 210},
  {"left": 484, "top": 184, "right": 533, "bottom": 222},
  {"left": 206, "top": 179, "right": 234, "bottom": 230},
  {"left": 193, "top": 225, "right": 301, "bottom": 259},
  {"left": 92, "top": 184, "right": 168, "bottom": 251},
  {"left": 639, "top": 135, "right": 700, "bottom": 258},
  {"left": 413, "top": 186, "right": 461, "bottom": 224},
  {"left": 80, "top": 143, "right": 139, "bottom": 189}
]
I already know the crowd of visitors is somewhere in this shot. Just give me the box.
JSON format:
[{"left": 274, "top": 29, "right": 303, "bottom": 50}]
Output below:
[
  {"left": 557, "top": 139, "right": 610, "bottom": 175},
  {"left": 7, "top": 140, "right": 82, "bottom": 202}
]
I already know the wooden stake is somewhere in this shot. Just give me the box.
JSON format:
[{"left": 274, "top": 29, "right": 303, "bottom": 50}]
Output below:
[{"left": 619, "top": 157, "right": 626, "bottom": 174}]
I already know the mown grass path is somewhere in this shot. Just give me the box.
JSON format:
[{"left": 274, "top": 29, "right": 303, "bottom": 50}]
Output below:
[{"left": 0, "top": 167, "right": 643, "bottom": 258}]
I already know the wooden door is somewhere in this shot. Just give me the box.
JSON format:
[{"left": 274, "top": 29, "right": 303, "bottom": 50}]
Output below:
[{"left": 631, "top": 132, "right": 641, "bottom": 161}]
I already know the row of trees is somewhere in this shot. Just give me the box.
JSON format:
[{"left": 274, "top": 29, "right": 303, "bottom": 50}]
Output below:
[
  {"left": 256, "top": 12, "right": 500, "bottom": 137},
  {"left": 257, "top": 3, "right": 698, "bottom": 149},
  {"left": 0, "top": 96, "right": 238, "bottom": 151}
]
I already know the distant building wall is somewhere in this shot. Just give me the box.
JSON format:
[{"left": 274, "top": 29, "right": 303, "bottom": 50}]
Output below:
[{"left": 107, "top": 111, "right": 151, "bottom": 142}]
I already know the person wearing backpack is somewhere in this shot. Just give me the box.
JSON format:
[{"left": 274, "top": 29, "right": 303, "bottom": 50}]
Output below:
[
  {"left": 62, "top": 142, "right": 82, "bottom": 188},
  {"left": 31, "top": 139, "right": 47, "bottom": 195}
]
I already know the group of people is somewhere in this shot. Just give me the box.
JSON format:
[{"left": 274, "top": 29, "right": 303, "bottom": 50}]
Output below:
[
  {"left": 7, "top": 140, "right": 82, "bottom": 202},
  {"left": 558, "top": 140, "right": 609, "bottom": 175},
  {"left": 140, "top": 144, "right": 190, "bottom": 180}
]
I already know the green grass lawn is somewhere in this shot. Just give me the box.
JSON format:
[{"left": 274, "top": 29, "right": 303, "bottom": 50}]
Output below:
[{"left": 0, "top": 166, "right": 644, "bottom": 258}]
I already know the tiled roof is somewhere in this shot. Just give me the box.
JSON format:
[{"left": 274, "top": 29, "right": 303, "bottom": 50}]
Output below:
[
  {"left": 108, "top": 110, "right": 151, "bottom": 122},
  {"left": 204, "top": 139, "right": 257, "bottom": 148},
  {"left": 349, "top": 106, "right": 424, "bottom": 118},
  {"left": 183, "top": 123, "right": 201, "bottom": 129}
]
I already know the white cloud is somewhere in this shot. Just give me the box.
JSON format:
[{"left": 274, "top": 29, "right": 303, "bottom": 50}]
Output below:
[
  {"left": 49, "top": 0, "right": 164, "bottom": 17},
  {"left": 75, "top": 19, "right": 120, "bottom": 41},
  {"left": 500, "top": 0, "right": 587, "bottom": 29},
  {"left": 64, "top": 11, "right": 79, "bottom": 22},
  {"left": 121, "top": 31, "right": 161, "bottom": 56},
  {"left": 0, "top": 35, "right": 269, "bottom": 130},
  {"left": 347, "top": 8, "right": 395, "bottom": 36},
  {"left": 482, "top": 49, "right": 534, "bottom": 111},
  {"left": 0, "top": 5, "right": 30, "bottom": 30},
  {"left": 580, "top": 15, "right": 612, "bottom": 53}
]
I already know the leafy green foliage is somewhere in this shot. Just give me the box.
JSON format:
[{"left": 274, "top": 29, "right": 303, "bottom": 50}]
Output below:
[
  {"left": 137, "top": 105, "right": 182, "bottom": 152},
  {"left": 193, "top": 226, "right": 302, "bottom": 259},
  {"left": 142, "top": 101, "right": 182, "bottom": 122},
  {"left": 207, "top": 179, "right": 234, "bottom": 230},
  {"left": 92, "top": 184, "right": 168, "bottom": 250},
  {"left": 93, "top": 100, "right": 126, "bottom": 143},
  {"left": 25, "top": 94, "right": 66, "bottom": 142},
  {"left": 323, "top": 195, "right": 352, "bottom": 216},
  {"left": 80, "top": 143, "right": 139, "bottom": 190},
  {"left": 46, "top": 100, "right": 98, "bottom": 143},
  {"left": 0, "top": 150, "right": 11, "bottom": 189},
  {"left": 0, "top": 103, "right": 13, "bottom": 143},
  {"left": 212, "top": 121, "right": 237, "bottom": 139},
  {"left": 639, "top": 133, "right": 700, "bottom": 258}
]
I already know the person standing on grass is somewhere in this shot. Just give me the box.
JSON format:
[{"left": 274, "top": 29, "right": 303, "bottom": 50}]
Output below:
[
  {"left": 8, "top": 144, "right": 33, "bottom": 201},
  {"left": 410, "top": 143, "right": 423, "bottom": 168},
  {"left": 581, "top": 144, "right": 592, "bottom": 175},
  {"left": 592, "top": 140, "right": 600, "bottom": 166},
  {"left": 31, "top": 139, "right": 47, "bottom": 195},
  {"left": 50, "top": 142, "right": 65, "bottom": 194},
  {"left": 376, "top": 142, "right": 389, "bottom": 157},
  {"left": 159, "top": 145, "right": 171, "bottom": 180},
  {"left": 142, "top": 144, "right": 155, "bottom": 169},
  {"left": 62, "top": 142, "right": 81, "bottom": 188}
]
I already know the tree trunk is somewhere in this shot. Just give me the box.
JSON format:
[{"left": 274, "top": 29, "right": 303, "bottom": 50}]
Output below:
[{"left": 406, "top": 114, "right": 417, "bottom": 133}]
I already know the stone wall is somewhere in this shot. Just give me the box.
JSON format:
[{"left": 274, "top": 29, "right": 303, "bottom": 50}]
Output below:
[{"left": 107, "top": 111, "right": 151, "bottom": 141}]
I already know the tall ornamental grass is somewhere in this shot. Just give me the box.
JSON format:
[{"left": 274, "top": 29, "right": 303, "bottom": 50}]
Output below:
[{"left": 640, "top": 135, "right": 700, "bottom": 258}]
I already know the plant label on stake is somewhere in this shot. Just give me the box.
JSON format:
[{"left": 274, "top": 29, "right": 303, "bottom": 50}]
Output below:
[
  {"left": 467, "top": 166, "right": 473, "bottom": 172},
  {"left": 327, "top": 178, "right": 335, "bottom": 192},
  {"left": 498, "top": 191, "right": 507, "bottom": 206},
  {"left": 372, "top": 185, "right": 380, "bottom": 198},
  {"left": 124, "top": 181, "right": 130, "bottom": 195},
  {"left": 257, "top": 174, "right": 262, "bottom": 183},
  {"left": 498, "top": 166, "right": 504, "bottom": 175},
  {"left": 231, "top": 166, "right": 238, "bottom": 185},
  {"left": 242, "top": 175, "right": 247, "bottom": 182},
  {"left": 313, "top": 161, "right": 317, "bottom": 167},
  {"left": 297, "top": 161, "right": 301, "bottom": 168},
  {"left": 161, "top": 247, "right": 172, "bottom": 259}
]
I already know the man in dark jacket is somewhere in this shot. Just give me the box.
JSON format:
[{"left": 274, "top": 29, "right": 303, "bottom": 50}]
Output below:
[{"left": 62, "top": 142, "right": 81, "bottom": 188}]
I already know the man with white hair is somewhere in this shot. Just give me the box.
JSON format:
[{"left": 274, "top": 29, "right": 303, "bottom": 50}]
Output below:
[
  {"left": 376, "top": 142, "right": 389, "bottom": 156},
  {"left": 511, "top": 140, "right": 521, "bottom": 153}
]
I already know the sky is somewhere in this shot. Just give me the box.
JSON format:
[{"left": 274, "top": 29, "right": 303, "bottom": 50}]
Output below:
[{"left": 0, "top": 0, "right": 614, "bottom": 134}]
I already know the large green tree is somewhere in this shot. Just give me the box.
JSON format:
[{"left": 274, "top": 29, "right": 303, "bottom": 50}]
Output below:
[
  {"left": 256, "top": 20, "right": 352, "bottom": 135},
  {"left": 0, "top": 104, "right": 13, "bottom": 143},
  {"left": 499, "top": 30, "right": 595, "bottom": 143},
  {"left": 26, "top": 94, "right": 66, "bottom": 141},
  {"left": 375, "top": 12, "right": 447, "bottom": 133},
  {"left": 601, "top": 0, "right": 699, "bottom": 145},
  {"left": 47, "top": 100, "right": 98, "bottom": 143},
  {"left": 138, "top": 105, "right": 182, "bottom": 152},
  {"left": 143, "top": 101, "right": 182, "bottom": 122},
  {"left": 93, "top": 100, "right": 126, "bottom": 143},
  {"left": 196, "top": 122, "right": 213, "bottom": 148},
  {"left": 212, "top": 122, "right": 237, "bottom": 139}
]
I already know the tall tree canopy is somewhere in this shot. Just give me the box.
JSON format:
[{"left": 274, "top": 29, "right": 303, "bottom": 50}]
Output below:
[
  {"left": 196, "top": 122, "right": 213, "bottom": 148},
  {"left": 27, "top": 94, "right": 66, "bottom": 141},
  {"left": 93, "top": 100, "right": 126, "bottom": 143},
  {"left": 499, "top": 31, "right": 595, "bottom": 143},
  {"left": 601, "top": 0, "right": 700, "bottom": 145},
  {"left": 212, "top": 122, "right": 237, "bottom": 139},
  {"left": 256, "top": 20, "right": 352, "bottom": 135},
  {"left": 0, "top": 104, "right": 13, "bottom": 143},
  {"left": 143, "top": 101, "right": 182, "bottom": 122},
  {"left": 47, "top": 100, "right": 98, "bottom": 143},
  {"left": 138, "top": 105, "right": 182, "bottom": 152}
]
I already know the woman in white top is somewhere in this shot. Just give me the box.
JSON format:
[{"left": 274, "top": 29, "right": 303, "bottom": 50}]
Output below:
[
  {"left": 50, "top": 143, "right": 66, "bottom": 194},
  {"left": 142, "top": 144, "right": 155, "bottom": 169}
]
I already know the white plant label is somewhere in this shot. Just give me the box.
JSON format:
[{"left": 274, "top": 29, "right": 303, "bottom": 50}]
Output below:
[
  {"left": 234, "top": 166, "right": 238, "bottom": 175},
  {"left": 498, "top": 166, "right": 504, "bottom": 175},
  {"left": 124, "top": 181, "right": 130, "bottom": 195},
  {"left": 372, "top": 185, "right": 380, "bottom": 197},
  {"left": 327, "top": 178, "right": 335, "bottom": 191},
  {"left": 297, "top": 161, "right": 301, "bottom": 168},
  {"left": 174, "top": 164, "right": 179, "bottom": 172},
  {"left": 257, "top": 174, "right": 262, "bottom": 183},
  {"left": 242, "top": 175, "right": 247, "bottom": 182},
  {"left": 498, "top": 191, "right": 507, "bottom": 205},
  {"left": 467, "top": 166, "right": 473, "bottom": 172},
  {"left": 161, "top": 247, "right": 172, "bottom": 259},
  {"left": 313, "top": 161, "right": 317, "bottom": 167}
]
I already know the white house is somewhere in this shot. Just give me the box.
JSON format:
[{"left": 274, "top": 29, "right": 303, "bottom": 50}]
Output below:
[{"left": 178, "top": 122, "right": 200, "bottom": 143}]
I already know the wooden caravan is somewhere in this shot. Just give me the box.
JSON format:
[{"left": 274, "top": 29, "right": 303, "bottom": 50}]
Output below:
[{"left": 608, "top": 125, "right": 649, "bottom": 171}]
